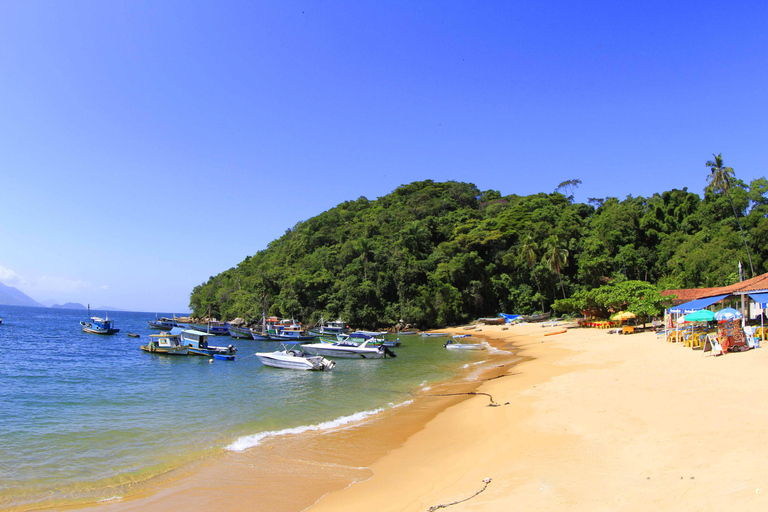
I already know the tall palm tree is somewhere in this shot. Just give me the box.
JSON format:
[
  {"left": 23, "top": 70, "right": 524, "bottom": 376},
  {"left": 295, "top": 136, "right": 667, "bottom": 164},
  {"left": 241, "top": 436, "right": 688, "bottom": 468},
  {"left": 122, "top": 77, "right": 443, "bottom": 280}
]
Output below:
[
  {"left": 706, "top": 153, "right": 754, "bottom": 277},
  {"left": 518, "top": 234, "right": 546, "bottom": 312},
  {"left": 544, "top": 236, "right": 569, "bottom": 299}
]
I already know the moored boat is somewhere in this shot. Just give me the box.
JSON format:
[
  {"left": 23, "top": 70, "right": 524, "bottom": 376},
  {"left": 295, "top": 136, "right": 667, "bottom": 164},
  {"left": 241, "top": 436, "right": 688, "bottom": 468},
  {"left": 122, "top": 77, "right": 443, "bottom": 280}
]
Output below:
[
  {"left": 179, "top": 328, "right": 237, "bottom": 358},
  {"left": 226, "top": 324, "right": 254, "bottom": 339},
  {"left": 302, "top": 339, "right": 396, "bottom": 359},
  {"left": 256, "top": 345, "right": 336, "bottom": 370},
  {"left": 80, "top": 306, "right": 119, "bottom": 335},
  {"left": 148, "top": 316, "right": 181, "bottom": 330},
  {"left": 308, "top": 317, "right": 351, "bottom": 337},
  {"left": 268, "top": 322, "right": 318, "bottom": 341},
  {"left": 521, "top": 311, "right": 552, "bottom": 323},
  {"left": 420, "top": 332, "right": 446, "bottom": 337},
  {"left": 141, "top": 332, "right": 188, "bottom": 355},
  {"left": 444, "top": 334, "right": 487, "bottom": 350},
  {"left": 127, "top": 333, "right": 140, "bottom": 338},
  {"left": 190, "top": 321, "right": 230, "bottom": 336}
]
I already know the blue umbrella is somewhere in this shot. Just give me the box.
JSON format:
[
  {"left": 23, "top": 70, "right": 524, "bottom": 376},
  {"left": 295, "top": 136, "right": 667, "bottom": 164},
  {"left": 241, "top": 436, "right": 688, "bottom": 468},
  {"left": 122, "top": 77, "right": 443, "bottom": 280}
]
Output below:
[{"left": 714, "top": 307, "right": 743, "bottom": 321}]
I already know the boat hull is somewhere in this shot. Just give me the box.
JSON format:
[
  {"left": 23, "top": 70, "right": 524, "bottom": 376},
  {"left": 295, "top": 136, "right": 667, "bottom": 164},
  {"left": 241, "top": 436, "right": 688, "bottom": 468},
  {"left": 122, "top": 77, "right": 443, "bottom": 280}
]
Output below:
[
  {"left": 301, "top": 343, "right": 391, "bottom": 359},
  {"left": 444, "top": 344, "right": 486, "bottom": 350},
  {"left": 141, "top": 345, "right": 188, "bottom": 355},
  {"left": 256, "top": 351, "right": 335, "bottom": 370}
]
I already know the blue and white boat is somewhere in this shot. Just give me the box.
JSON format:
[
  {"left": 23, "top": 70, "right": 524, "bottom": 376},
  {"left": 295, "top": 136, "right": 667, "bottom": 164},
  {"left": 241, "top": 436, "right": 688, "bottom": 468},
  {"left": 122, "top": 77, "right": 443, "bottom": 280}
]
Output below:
[
  {"left": 190, "top": 321, "right": 230, "bottom": 336},
  {"left": 80, "top": 306, "right": 119, "bottom": 335},
  {"left": 178, "top": 328, "right": 237, "bottom": 358},
  {"left": 268, "top": 322, "right": 318, "bottom": 341}
]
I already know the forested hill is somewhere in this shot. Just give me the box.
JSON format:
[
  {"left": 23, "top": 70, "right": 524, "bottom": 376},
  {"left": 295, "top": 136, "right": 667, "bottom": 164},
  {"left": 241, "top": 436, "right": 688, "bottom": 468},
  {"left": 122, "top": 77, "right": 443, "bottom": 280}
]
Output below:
[{"left": 189, "top": 178, "right": 768, "bottom": 328}]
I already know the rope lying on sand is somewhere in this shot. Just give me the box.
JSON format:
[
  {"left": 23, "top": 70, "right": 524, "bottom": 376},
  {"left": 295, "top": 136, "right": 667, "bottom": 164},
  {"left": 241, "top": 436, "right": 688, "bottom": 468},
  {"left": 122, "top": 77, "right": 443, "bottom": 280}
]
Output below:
[
  {"left": 425, "top": 391, "right": 505, "bottom": 407},
  {"left": 428, "top": 478, "right": 492, "bottom": 511}
]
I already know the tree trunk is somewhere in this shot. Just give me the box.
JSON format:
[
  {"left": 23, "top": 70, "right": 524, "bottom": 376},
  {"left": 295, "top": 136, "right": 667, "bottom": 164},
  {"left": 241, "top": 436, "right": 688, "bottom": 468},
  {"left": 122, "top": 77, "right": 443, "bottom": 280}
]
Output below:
[{"left": 725, "top": 189, "right": 755, "bottom": 277}]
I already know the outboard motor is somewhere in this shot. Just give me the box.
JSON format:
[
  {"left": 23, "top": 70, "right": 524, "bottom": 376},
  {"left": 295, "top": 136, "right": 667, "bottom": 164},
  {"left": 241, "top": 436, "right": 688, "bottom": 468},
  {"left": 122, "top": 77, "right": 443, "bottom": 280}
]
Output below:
[{"left": 382, "top": 346, "right": 397, "bottom": 358}]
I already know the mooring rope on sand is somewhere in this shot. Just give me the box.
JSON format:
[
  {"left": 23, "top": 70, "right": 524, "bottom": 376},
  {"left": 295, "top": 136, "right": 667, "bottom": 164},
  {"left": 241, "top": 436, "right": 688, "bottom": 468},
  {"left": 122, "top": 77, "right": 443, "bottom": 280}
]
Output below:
[
  {"left": 427, "top": 478, "right": 492, "bottom": 511},
  {"left": 424, "top": 391, "right": 505, "bottom": 407}
]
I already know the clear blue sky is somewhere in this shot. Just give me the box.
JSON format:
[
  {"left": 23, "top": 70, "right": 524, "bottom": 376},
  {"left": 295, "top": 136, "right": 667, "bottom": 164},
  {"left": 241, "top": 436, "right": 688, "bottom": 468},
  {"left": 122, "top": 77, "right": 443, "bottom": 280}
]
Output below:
[{"left": 1, "top": 1, "right": 766, "bottom": 313}]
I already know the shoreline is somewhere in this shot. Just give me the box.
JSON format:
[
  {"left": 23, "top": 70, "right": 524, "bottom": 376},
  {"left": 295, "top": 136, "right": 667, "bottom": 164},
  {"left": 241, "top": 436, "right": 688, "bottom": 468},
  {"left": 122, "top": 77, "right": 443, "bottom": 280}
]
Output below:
[
  {"left": 48, "top": 331, "right": 521, "bottom": 512},
  {"left": 309, "top": 323, "right": 768, "bottom": 511}
]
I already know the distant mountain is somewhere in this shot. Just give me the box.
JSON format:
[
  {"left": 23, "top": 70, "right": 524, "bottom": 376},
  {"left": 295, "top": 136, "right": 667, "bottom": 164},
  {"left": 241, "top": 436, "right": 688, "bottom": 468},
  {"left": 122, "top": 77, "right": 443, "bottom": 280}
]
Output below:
[
  {"left": 50, "top": 302, "right": 87, "bottom": 310},
  {"left": 0, "top": 282, "right": 44, "bottom": 307}
]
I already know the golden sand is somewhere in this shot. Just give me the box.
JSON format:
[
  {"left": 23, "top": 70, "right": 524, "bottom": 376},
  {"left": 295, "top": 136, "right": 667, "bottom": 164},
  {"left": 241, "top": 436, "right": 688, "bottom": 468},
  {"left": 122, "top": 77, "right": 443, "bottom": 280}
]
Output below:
[{"left": 66, "top": 323, "right": 768, "bottom": 511}]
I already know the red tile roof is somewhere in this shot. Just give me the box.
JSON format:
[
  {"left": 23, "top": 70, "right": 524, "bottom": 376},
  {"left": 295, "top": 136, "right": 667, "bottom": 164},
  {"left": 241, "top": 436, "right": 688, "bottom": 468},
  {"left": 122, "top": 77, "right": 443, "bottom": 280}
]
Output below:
[{"left": 662, "top": 271, "right": 768, "bottom": 305}]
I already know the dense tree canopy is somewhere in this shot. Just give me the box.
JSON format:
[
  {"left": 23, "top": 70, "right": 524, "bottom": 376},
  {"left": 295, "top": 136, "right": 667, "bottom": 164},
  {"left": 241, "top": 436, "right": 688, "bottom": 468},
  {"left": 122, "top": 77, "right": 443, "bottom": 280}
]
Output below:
[{"left": 190, "top": 177, "right": 768, "bottom": 328}]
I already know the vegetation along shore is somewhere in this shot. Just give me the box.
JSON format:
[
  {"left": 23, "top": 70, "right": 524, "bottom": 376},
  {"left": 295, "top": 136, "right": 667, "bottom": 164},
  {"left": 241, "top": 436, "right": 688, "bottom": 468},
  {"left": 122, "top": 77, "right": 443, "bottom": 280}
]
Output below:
[{"left": 191, "top": 162, "right": 767, "bottom": 327}]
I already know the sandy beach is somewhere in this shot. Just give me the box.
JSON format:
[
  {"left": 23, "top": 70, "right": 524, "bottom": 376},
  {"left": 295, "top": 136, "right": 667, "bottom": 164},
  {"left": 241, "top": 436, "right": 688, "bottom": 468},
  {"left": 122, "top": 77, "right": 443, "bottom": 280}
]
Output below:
[
  {"left": 60, "top": 323, "right": 768, "bottom": 512},
  {"left": 309, "top": 323, "right": 768, "bottom": 512}
]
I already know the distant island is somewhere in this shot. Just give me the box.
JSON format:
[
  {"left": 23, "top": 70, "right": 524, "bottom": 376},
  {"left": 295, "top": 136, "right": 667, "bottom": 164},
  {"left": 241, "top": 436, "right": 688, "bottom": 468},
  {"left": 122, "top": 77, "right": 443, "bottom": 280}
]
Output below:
[{"left": 50, "top": 302, "right": 87, "bottom": 310}]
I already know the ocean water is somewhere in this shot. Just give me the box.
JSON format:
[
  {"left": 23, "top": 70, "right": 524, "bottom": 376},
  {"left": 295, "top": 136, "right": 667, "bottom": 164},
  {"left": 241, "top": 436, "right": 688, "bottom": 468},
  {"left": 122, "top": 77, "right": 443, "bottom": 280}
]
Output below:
[{"left": 0, "top": 305, "right": 485, "bottom": 510}]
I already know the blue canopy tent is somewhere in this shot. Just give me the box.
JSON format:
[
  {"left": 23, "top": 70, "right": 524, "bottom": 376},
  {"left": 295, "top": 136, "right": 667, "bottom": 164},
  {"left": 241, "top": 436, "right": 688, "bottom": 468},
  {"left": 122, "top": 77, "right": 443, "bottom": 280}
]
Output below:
[
  {"left": 667, "top": 294, "right": 730, "bottom": 314},
  {"left": 747, "top": 292, "right": 768, "bottom": 341},
  {"left": 665, "top": 294, "right": 730, "bottom": 340}
]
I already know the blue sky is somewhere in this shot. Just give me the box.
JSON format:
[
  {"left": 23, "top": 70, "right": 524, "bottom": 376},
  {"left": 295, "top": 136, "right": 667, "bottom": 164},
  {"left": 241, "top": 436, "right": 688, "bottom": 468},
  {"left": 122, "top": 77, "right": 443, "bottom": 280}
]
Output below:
[{"left": 1, "top": 1, "right": 766, "bottom": 312}]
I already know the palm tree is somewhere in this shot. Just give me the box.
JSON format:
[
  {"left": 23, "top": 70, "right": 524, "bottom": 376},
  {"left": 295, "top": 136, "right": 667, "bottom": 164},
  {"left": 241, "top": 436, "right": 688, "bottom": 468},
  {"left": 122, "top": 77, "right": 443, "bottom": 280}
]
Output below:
[
  {"left": 544, "top": 236, "right": 569, "bottom": 299},
  {"left": 706, "top": 153, "right": 754, "bottom": 277},
  {"left": 518, "top": 234, "right": 546, "bottom": 312}
]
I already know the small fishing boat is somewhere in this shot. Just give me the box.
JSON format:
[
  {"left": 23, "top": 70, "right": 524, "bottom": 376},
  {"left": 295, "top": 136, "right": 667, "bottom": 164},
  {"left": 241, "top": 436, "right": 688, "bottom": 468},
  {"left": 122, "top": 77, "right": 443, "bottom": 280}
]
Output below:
[
  {"left": 302, "top": 339, "right": 396, "bottom": 359},
  {"left": 268, "top": 323, "right": 318, "bottom": 341},
  {"left": 521, "top": 312, "right": 552, "bottom": 323},
  {"left": 478, "top": 317, "right": 505, "bottom": 325},
  {"left": 420, "top": 332, "right": 446, "bottom": 337},
  {"left": 308, "top": 317, "right": 351, "bottom": 336},
  {"left": 213, "top": 353, "right": 236, "bottom": 361},
  {"left": 226, "top": 324, "right": 254, "bottom": 339},
  {"left": 80, "top": 306, "right": 119, "bottom": 335},
  {"left": 127, "top": 333, "right": 140, "bottom": 338},
  {"left": 190, "top": 321, "right": 230, "bottom": 336},
  {"left": 256, "top": 344, "right": 336, "bottom": 370},
  {"left": 179, "top": 328, "right": 237, "bottom": 358},
  {"left": 444, "top": 335, "right": 487, "bottom": 350},
  {"left": 396, "top": 330, "right": 418, "bottom": 335},
  {"left": 141, "top": 332, "right": 188, "bottom": 355},
  {"left": 148, "top": 316, "right": 181, "bottom": 330}
]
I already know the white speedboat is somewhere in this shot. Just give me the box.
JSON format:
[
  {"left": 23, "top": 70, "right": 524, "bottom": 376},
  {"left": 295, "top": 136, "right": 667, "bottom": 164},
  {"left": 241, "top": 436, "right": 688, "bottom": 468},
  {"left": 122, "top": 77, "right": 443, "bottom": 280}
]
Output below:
[
  {"left": 301, "top": 339, "right": 396, "bottom": 359},
  {"left": 256, "top": 346, "right": 336, "bottom": 371},
  {"left": 444, "top": 335, "right": 486, "bottom": 350}
]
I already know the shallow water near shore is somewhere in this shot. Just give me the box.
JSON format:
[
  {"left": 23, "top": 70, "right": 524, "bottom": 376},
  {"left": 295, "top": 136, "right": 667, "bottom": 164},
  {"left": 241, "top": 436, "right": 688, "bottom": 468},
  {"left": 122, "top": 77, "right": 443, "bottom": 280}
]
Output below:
[{"left": 0, "top": 305, "right": 489, "bottom": 511}]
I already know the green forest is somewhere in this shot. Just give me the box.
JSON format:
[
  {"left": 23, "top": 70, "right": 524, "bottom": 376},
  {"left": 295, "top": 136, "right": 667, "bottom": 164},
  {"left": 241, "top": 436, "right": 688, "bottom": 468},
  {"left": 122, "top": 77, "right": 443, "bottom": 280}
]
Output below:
[{"left": 189, "top": 165, "right": 768, "bottom": 328}]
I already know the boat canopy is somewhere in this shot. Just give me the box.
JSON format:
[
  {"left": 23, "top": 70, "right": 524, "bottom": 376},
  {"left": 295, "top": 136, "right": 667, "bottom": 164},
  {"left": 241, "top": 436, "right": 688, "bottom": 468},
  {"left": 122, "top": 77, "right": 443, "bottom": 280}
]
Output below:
[{"left": 667, "top": 294, "right": 729, "bottom": 314}]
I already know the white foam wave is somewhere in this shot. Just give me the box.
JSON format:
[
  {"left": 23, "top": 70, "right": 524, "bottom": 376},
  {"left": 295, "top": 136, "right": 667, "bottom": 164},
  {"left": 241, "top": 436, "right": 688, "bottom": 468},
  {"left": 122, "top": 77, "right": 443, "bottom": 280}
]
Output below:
[{"left": 226, "top": 402, "right": 410, "bottom": 452}]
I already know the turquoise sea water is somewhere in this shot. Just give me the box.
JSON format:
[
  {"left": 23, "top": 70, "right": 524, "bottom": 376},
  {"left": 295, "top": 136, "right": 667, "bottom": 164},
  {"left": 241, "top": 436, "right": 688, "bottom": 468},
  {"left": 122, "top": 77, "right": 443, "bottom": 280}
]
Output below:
[{"left": 0, "top": 305, "right": 486, "bottom": 510}]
